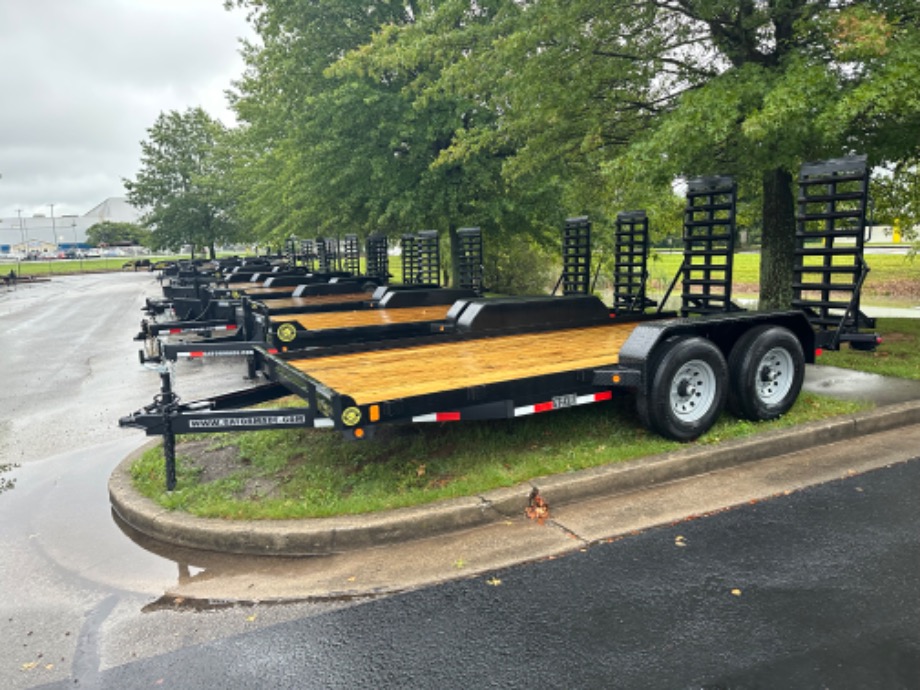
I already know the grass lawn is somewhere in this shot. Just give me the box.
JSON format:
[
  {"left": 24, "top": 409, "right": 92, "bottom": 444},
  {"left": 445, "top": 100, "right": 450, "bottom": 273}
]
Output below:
[
  {"left": 132, "top": 391, "right": 865, "bottom": 520},
  {"left": 818, "top": 317, "right": 920, "bottom": 380},
  {"left": 644, "top": 251, "right": 920, "bottom": 305},
  {"left": 6, "top": 256, "right": 183, "bottom": 277}
]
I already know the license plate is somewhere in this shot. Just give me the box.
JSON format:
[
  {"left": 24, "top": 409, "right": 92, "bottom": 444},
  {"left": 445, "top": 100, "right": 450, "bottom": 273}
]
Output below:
[{"left": 552, "top": 394, "right": 577, "bottom": 409}]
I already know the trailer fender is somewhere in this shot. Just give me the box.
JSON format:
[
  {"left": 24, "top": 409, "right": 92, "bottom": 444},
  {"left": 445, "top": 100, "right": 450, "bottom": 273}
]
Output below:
[{"left": 618, "top": 311, "right": 815, "bottom": 383}]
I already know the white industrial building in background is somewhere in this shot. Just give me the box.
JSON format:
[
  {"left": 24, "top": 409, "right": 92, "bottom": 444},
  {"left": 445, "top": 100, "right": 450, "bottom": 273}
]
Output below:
[{"left": 0, "top": 197, "right": 142, "bottom": 256}]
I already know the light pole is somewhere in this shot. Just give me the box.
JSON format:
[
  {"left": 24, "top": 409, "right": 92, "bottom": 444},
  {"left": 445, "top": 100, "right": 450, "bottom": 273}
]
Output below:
[
  {"left": 16, "top": 209, "right": 26, "bottom": 257},
  {"left": 49, "top": 203, "right": 56, "bottom": 250},
  {"left": 72, "top": 220, "right": 82, "bottom": 271}
]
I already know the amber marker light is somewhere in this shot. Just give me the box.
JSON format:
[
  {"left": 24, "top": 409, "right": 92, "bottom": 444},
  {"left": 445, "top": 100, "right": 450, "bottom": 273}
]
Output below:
[
  {"left": 369, "top": 405, "right": 380, "bottom": 422},
  {"left": 612, "top": 374, "right": 621, "bottom": 384},
  {"left": 354, "top": 428, "right": 365, "bottom": 439}
]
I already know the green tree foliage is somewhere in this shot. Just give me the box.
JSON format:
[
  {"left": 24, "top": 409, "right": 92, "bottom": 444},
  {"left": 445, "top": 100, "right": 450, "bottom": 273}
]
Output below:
[
  {"left": 354, "top": 0, "right": 920, "bottom": 306},
  {"left": 872, "top": 159, "right": 920, "bottom": 256},
  {"left": 222, "top": 0, "right": 920, "bottom": 300},
  {"left": 226, "top": 0, "right": 569, "bottom": 288},
  {"left": 85, "top": 221, "right": 149, "bottom": 248},
  {"left": 124, "top": 107, "right": 239, "bottom": 260},
  {"left": 872, "top": 161, "right": 920, "bottom": 231}
]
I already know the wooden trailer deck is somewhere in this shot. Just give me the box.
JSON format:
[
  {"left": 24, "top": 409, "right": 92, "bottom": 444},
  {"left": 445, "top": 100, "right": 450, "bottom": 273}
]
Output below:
[
  {"left": 270, "top": 305, "right": 452, "bottom": 331},
  {"left": 287, "top": 322, "right": 637, "bottom": 404},
  {"left": 239, "top": 285, "right": 300, "bottom": 296},
  {"left": 257, "top": 292, "right": 369, "bottom": 310}
]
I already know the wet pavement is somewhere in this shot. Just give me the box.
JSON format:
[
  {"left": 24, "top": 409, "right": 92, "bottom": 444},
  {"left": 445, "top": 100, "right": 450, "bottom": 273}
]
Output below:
[
  {"left": 2, "top": 272, "right": 920, "bottom": 687},
  {"left": 0, "top": 273, "right": 279, "bottom": 592},
  {"left": 805, "top": 364, "right": 920, "bottom": 405},
  {"left": 3, "top": 274, "right": 920, "bottom": 603},
  {"left": 82, "top": 459, "right": 920, "bottom": 688}
]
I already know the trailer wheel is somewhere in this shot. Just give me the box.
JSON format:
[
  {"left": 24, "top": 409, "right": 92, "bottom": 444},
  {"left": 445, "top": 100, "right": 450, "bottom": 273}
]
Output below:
[
  {"left": 638, "top": 336, "right": 728, "bottom": 442},
  {"left": 727, "top": 325, "right": 804, "bottom": 421}
]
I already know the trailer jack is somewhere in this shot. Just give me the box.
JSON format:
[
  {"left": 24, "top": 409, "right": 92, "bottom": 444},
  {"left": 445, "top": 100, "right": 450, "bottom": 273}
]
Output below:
[{"left": 117, "top": 370, "right": 181, "bottom": 490}]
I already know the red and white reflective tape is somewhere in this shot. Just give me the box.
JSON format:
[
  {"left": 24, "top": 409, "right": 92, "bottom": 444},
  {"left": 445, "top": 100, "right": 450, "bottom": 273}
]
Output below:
[
  {"left": 411, "top": 390, "right": 614, "bottom": 423},
  {"left": 412, "top": 412, "right": 461, "bottom": 423},
  {"left": 514, "top": 390, "right": 612, "bottom": 417}
]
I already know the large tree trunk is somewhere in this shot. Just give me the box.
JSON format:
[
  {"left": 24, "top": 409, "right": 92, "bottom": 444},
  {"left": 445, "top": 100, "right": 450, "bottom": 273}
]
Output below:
[{"left": 759, "top": 167, "right": 796, "bottom": 310}]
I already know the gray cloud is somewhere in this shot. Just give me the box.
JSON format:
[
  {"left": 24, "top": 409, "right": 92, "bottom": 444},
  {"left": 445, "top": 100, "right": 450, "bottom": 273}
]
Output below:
[{"left": 0, "top": 0, "right": 252, "bottom": 219}]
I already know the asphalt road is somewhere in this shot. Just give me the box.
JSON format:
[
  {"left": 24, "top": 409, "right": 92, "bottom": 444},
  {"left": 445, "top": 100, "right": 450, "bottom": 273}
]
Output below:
[
  {"left": 2, "top": 272, "right": 919, "bottom": 688},
  {"left": 33, "top": 456, "right": 920, "bottom": 689}
]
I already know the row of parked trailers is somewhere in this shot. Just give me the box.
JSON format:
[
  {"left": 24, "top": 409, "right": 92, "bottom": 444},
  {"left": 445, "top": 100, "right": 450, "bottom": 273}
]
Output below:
[{"left": 121, "top": 156, "right": 881, "bottom": 489}]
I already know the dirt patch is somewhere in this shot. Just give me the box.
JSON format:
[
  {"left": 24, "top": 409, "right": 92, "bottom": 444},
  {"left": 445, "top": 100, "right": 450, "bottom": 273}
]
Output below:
[
  {"left": 176, "top": 440, "right": 288, "bottom": 500},
  {"left": 863, "top": 278, "right": 920, "bottom": 300},
  {"left": 734, "top": 279, "right": 920, "bottom": 301},
  {"left": 177, "top": 440, "right": 244, "bottom": 483}
]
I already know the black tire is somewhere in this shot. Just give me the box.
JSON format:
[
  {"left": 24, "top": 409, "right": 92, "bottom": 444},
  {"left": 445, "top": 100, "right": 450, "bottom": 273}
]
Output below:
[
  {"left": 637, "top": 336, "right": 728, "bottom": 442},
  {"left": 727, "top": 325, "right": 805, "bottom": 421}
]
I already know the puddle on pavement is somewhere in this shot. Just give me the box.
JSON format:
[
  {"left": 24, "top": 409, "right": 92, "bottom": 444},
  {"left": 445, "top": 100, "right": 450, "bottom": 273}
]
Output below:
[
  {"left": 110, "top": 509, "right": 399, "bottom": 606},
  {"left": 804, "top": 365, "right": 920, "bottom": 405},
  {"left": 1, "top": 438, "right": 402, "bottom": 609}
]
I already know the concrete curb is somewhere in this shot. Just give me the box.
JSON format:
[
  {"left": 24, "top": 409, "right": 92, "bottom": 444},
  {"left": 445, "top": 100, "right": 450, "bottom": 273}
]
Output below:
[{"left": 109, "top": 400, "right": 920, "bottom": 556}]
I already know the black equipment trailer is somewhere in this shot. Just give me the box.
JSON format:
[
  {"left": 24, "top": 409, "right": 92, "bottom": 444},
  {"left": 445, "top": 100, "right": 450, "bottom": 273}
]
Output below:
[
  {"left": 122, "top": 156, "right": 879, "bottom": 490},
  {"left": 254, "top": 299, "right": 815, "bottom": 443},
  {"left": 137, "top": 229, "right": 485, "bottom": 365},
  {"left": 139, "top": 285, "right": 478, "bottom": 368},
  {"left": 144, "top": 233, "right": 388, "bottom": 319},
  {"left": 139, "top": 232, "right": 395, "bottom": 334},
  {"left": 122, "top": 294, "right": 816, "bottom": 488},
  {"left": 137, "top": 276, "right": 379, "bottom": 342}
]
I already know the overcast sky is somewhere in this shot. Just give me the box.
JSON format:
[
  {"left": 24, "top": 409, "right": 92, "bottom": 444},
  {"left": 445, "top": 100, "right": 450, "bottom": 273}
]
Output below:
[{"left": 0, "top": 0, "right": 253, "bottom": 220}]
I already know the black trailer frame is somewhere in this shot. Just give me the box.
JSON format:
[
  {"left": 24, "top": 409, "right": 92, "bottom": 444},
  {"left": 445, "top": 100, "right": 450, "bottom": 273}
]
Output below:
[
  {"left": 139, "top": 230, "right": 484, "bottom": 363},
  {"left": 122, "top": 299, "right": 816, "bottom": 488}
]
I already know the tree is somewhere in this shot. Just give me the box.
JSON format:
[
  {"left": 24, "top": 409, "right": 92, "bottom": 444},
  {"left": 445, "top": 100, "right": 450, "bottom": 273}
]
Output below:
[
  {"left": 224, "top": 0, "right": 920, "bottom": 300},
  {"left": 228, "top": 0, "right": 574, "bottom": 287},
  {"left": 124, "top": 107, "right": 240, "bottom": 259},
  {"left": 369, "top": 0, "right": 920, "bottom": 307},
  {"left": 225, "top": 0, "right": 425, "bottom": 243},
  {"left": 85, "top": 221, "right": 150, "bottom": 248},
  {"left": 607, "top": 1, "right": 920, "bottom": 308}
]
